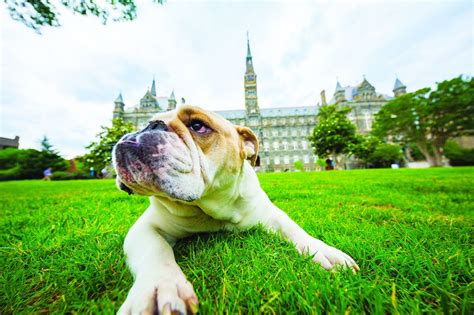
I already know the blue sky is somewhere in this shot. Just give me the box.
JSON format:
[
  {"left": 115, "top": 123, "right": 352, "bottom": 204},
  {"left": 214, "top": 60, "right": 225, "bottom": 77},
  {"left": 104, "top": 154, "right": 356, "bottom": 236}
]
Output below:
[{"left": 1, "top": 0, "right": 472, "bottom": 158}]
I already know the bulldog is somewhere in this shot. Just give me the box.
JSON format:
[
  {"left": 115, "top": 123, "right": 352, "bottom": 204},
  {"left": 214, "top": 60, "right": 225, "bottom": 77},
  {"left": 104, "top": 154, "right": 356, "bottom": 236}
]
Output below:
[{"left": 113, "top": 105, "right": 359, "bottom": 315}]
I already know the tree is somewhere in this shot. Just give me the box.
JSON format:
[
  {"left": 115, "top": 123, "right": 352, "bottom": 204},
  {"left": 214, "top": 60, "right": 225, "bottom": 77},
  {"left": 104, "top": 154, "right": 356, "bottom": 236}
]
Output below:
[
  {"left": 4, "top": 0, "right": 164, "bottom": 33},
  {"left": 293, "top": 160, "right": 304, "bottom": 172},
  {"left": 39, "top": 136, "right": 69, "bottom": 170},
  {"left": 0, "top": 148, "right": 68, "bottom": 180},
  {"left": 308, "top": 104, "right": 358, "bottom": 168},
  {"left": 373, "top": 76, "right": 474, "bottom": 166},
  {"left": 348, "top": 134, "right": 380, "bottom": 166},
  {"left": 368, "top": 143, "right": 403, "bottom": 168},
  {"left": 82, "top": 118, "right": 134, "bottom": 172}
]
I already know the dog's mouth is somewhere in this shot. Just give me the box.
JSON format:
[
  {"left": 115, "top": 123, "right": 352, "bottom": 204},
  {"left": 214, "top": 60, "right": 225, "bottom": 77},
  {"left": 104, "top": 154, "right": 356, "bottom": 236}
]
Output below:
[{"left": 113, "top": 131, "right": 195, "bottom": 198}]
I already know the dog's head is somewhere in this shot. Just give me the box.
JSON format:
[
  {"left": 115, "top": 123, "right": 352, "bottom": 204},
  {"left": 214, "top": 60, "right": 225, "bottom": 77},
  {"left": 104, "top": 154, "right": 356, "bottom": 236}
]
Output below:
[{"left": 112, "top": 105, "right": 259, "bottom": 201}]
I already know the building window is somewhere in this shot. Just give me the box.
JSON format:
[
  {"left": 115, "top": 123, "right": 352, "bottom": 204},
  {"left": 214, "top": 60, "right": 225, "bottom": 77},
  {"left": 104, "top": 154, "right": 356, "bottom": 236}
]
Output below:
[
  {"left": 302, "top": 140, "right": 308, "bottom": 150},
  {"left": 293, "top": 155, "right": 299, "bottom": 163},
  {"left": 283, "top": 141, "right": 288, "bottom": 150},
  {"left": 364, "top": 112, "right": 372, "bottom": 130},
  {"left": 293, "top": 140, "right": 298, "bottom": 150},
  {"left": 273, "top": 141, "right": 279, "bottom": 150},
  {"left": 264, "top": 142, "right": 270, "bottom": 151},
  {"left": 265, "top": 157, "right": 270, "bottom": 165},
  {"left": 292, "top": 129, "right": 297, "bottom": 136},
  {"left": 284, "top": 156, "right": 290, "bottom": 164},
  {"left": 275, "top": 156, "right": 280, "bottom": 165},
  {"left": 304, "top": 155, "right": 309, "bottom": 163},
  {"left": 272, "top": 130, "right": 278, "bottom": 137}
]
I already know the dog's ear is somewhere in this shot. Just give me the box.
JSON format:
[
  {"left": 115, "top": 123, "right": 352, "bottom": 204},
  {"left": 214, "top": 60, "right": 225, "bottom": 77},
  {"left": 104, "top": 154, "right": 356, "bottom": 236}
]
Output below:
[{"left": 236, "top": 126, "right": 259, "bottom": 167}]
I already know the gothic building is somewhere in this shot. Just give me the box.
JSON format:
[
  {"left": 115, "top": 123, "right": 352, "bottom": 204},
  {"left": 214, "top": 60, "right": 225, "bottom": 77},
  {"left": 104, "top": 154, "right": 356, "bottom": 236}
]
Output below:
[
  {"left": 330, "top": 77, "right": 406, "bottom": 133},
  {"left": 112, "top": 36, "right": 407, "bottom": 172},
  {"left": 113, "top": 78, "right": 177, "bottom": 125}
]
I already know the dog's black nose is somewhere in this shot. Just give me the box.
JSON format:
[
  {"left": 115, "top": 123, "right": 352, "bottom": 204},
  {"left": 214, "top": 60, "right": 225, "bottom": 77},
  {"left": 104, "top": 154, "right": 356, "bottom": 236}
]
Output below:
[{"left": 144, "top": 120, "right": 168, "bottom": 132}]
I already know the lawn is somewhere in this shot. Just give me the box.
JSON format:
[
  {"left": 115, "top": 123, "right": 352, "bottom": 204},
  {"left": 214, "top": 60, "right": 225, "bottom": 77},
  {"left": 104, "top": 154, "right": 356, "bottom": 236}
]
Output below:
[{"left": 1, "top": 168, "right": 473, "bottom": 314}]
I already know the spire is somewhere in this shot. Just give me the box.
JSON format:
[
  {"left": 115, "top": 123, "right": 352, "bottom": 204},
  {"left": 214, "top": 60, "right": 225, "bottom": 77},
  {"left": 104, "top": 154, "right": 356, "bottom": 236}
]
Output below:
[
  {"left": 247, "top": 31, "right": 252, "bottom": 58},
  {"left": 334, "top": 81, "right": 346, "bottom": 103},
  {"left": 167, "top": 90, "right": 177, "bottom": 111},
  {"left": 150, "top": 77, "right": 156, "bottom": 97},
  {"left": 393, "top": 77, "right": 407, "bottom": 97},
  {"left": 393, "top": 77, "right": 406, "bottom": 90},
  {"left": 115, "top": 92, "right": 124, "bottom": 103},
  {"left": 246, "top": 32, "right": 254, "bottom": 72}
]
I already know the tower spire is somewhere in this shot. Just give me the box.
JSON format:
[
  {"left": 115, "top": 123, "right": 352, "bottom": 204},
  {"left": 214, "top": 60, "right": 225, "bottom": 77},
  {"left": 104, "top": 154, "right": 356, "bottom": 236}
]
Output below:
[
  {"left": 151, "top": 77, "right": 156, "bottom": 97},
  {"left": 246, "top": 32, "right": 254, "bottom": 72},
  {"left": 247, "top": 31, "right": 251, "bottom": 58}
]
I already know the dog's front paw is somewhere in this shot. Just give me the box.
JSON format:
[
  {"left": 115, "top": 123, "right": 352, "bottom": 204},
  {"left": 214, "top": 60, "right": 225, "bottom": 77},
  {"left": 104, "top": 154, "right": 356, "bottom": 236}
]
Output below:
[
  {"left": 118, "top": 274, "right": 198, "bottom": 315},
  {"left": 299, "top": 239, "right": 360, "bottom": 273}
]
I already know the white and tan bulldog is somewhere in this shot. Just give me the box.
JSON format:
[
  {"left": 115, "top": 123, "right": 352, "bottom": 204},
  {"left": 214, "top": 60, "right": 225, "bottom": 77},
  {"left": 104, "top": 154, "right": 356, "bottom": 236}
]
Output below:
[{"left": 113, "top": 105, "right": 359, "bottom": 314}]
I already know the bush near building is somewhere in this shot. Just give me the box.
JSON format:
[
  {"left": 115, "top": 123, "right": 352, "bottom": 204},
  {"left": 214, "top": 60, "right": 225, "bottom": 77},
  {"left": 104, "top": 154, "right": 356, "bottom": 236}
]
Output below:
[
  {"left": 0, "top": 148, "right": 68, "bottom": 180},
  {"left": 444, "top": 141, "right": 474, "bottom": 166}
]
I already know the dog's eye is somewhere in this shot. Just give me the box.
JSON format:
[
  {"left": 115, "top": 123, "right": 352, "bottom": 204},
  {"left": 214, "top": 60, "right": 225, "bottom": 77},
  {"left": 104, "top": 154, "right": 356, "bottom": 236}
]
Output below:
[{"left": 188, "top": 120, "right": 212, "bottom": 134}]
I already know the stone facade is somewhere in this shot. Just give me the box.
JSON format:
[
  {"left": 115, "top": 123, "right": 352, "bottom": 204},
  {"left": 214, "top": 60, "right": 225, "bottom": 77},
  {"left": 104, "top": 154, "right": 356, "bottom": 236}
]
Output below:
[
  {"left": 112, "top": 37, "right": 407, "bottom": 172},
  {"left": 0, "top": 136, "right": 19, "bottom": 150}
]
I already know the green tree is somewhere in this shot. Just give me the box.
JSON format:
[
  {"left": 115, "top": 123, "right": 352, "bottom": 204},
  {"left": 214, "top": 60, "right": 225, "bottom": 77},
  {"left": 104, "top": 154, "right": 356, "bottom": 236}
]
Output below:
[
  {"left": 368, "top": 143, "right": 403, "bottom": 168},
  {"left": 0, "top": 148, "right": 68, "bottom": 180},
  {"left": 308, "top": 104, "right": 358, "bottom": 168},
  {"left": 293, "top": 160, "right": 304, "bottom": 172},
  {"left": 40, "top": 135, "right": 54, "bottom": 153},
  {"left": 443, "top": 140, "right": 474, "bottom": 166},
  {"left": 4, "top": 0, "right": 164, "bottom": 33},
  {"left": 373, "top": 76, "right": 474, "bottom": 166},
  {"left": 83, "top": 118, "right": 134, "bottom": 172},
  {"left": 348, "top": 134, "right": 380, "bottom": 165},
  {"left": 39, "top": 136, "right": 69, "bottom": 170}
]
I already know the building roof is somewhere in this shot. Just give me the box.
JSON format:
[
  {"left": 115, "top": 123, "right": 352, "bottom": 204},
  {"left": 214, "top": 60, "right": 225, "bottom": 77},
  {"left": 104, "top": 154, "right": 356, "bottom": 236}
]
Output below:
[
  {"left": 0, "top": 136, "right": 20, "bottom": 148},
  {"left": 115, "top": 92, "right": 124, "bottom": 103},
  {"left": 216, "top": 109, "right": 246, "bottom": 120},
  {"left": 335, "top": 81, "right": 344, "bottom": 92},
  {"left": 151, "top": 78, "right": 157, "bottom": 96},
  {"left": 216, "top": 105, "right": 319, "bottom": 120},
  {"left": 393, "top": 78, "right": 406, "bottom": 90}
]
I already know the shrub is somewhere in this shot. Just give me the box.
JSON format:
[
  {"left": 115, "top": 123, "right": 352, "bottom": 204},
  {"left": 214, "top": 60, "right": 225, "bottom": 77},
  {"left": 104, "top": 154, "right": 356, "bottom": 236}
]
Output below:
[
  {"left": 444, "top": 141, "right": 474, "bottom": 166},
  {"left": 369, "top": 143, "right": 403, "bottom": 168},
  {"left": 294, "top": 160, "right": 304, "bottom": 172},
  {"left": 0, "top": 148, "right": 69, "bottom": 180}
]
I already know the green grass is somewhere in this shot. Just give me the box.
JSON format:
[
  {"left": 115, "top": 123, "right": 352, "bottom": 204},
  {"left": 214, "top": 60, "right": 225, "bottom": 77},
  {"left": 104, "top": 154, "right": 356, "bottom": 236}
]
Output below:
[{"left": 1, "top": 168, "right": 473, "bottom": 314}]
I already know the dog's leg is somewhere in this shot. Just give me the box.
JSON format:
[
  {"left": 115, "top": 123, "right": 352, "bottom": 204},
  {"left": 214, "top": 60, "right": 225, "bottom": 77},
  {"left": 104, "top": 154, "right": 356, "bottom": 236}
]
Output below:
[
  {"left": 260, "top": 204, "right": 359, "bottom": 273},
  {"left": 118, "top": 209, "right": 198, "bottom": 315}
]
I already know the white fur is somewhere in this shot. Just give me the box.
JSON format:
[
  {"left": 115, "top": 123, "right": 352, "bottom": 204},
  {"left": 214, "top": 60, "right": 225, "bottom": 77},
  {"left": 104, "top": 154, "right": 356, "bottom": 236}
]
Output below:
[{"left": 117, "top": 161, "right": 358, "bottom": 315}]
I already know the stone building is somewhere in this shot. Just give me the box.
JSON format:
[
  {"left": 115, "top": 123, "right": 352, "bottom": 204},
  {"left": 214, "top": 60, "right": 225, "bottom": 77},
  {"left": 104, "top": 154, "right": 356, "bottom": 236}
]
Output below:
[
  {"left": 112, "top": 36, "right": 407, "bottom": 172},
  {"left": 331, "top": 77, "right": 406, "bottom": 134},
  {"left": 0, "top": 136, "right": 20, "bottom": 150}
]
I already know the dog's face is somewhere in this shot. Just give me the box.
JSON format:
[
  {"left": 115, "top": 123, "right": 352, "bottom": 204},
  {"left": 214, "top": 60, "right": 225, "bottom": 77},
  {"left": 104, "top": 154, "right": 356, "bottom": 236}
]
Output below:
[{"left": 113, "top": 105, "right": 258, "bottom": 201}]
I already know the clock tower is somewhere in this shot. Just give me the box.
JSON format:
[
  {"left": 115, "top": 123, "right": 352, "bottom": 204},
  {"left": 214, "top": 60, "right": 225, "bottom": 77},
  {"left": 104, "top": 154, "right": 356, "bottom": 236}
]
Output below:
[{"left": 244, "top": 33, "right": 260, "bottom": 116}]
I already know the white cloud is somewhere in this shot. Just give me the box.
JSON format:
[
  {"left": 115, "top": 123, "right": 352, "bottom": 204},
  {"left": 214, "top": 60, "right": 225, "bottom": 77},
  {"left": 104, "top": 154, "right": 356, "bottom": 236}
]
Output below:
[{"left": 1, "top": 0, "right": 472, "bottom": 158}]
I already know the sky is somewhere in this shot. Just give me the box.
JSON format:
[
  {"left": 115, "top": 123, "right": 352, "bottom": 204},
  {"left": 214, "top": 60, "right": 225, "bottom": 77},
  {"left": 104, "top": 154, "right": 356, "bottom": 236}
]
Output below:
[{"left": 1, "top": 0, "right": 473, "bottom": 158}]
